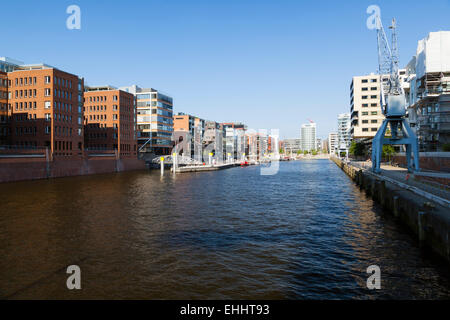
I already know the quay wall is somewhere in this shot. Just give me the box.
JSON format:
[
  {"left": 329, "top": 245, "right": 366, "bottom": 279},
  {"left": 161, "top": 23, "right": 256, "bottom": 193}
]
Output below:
[
  {"left": 331, "top": 157, "right": 450, "bottom": 264},
  {"left": 0, "top": 156, "right": 146, "bottom": 183}
]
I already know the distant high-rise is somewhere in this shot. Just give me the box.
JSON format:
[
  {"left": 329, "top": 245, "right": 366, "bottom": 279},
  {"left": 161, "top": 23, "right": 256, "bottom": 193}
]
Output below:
[{"left": 300, "top": 123, "right": 316, "bottom": 152}]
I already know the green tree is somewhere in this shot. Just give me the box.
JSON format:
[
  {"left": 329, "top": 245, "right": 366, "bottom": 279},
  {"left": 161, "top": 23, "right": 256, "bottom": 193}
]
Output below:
[
  {"left": 382, "top": 145, "right": 396, "bottom": 162},
  {"left": 279, "top": 148, "right": 284, "bottom": 154},
  {"left": 303, "top": 150, "right": 308, "bottom": 155},
  {"left": 312, "top": 150, "right": 318, "bottom": 156},
  {"left": 296, "top": 150, "right": 302, "bottom": 155},
  {"left": 442, "top": 143, "right": 450, "bottom": 152},
  {"left": 349, "top": 141, "right": 366, "bottom": 157}
]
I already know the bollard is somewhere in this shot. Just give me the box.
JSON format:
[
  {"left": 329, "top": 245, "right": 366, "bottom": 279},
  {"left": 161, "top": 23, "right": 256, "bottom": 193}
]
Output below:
[
  {"left": 418, "top": 211, "right": 427, "bottom": 246},
  {"left": 393, "top": 196, "right": 399, "bottom": 218},
  {"left": 172, "top": 153, "right": 177, "bottom": 175},
  {"left": 160, "top": 157, "right": 164, "bottom": 176},
  {"left": 209, "top": 152, "right": 213, "bottom": 166}
]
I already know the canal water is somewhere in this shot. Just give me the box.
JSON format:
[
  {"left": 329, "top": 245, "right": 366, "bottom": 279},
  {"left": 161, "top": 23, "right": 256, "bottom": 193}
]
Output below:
[{"left": 0, "top": 160, "right": 449, "bottom": 299}]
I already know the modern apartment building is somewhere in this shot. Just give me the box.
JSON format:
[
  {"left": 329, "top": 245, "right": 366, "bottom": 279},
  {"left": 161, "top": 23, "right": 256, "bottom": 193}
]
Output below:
[
  {"left": 350, "top": 74, "right": 385, "bottom": 140},
  {"left": 173, "top": 112, "right": 205, "bottom": 158},
  {"left": 405, "top": 31, "right": 450, "bottom": 151},
  {"left": 7, "top": 64, "right": 84, "bottom": 157},
  {"left": 328, "top": 132, "right": 338, "bottom": 155},
  {"left": 300, "top": 123, "right": 316, "bottom": 151},
  {"left": 284, "top": 138, "right": 302, "bottom": 153},
  {"left": 120, "top": 85, "right": 173, "bottom": 155},
  {"left": 337, "top": 113, "right": 351, "bottom": 152},
  {"left": 0, "top": 71, "right": 8, "bottom": 145},
  {"left": 84, "top": 86, "right": 137, "bottom": 158},
  {"left": 0, "top": 57, "right": 21, "bottom": 73},
  {"left": 222, "top": 122, "right": 247, "bottom": 159}
]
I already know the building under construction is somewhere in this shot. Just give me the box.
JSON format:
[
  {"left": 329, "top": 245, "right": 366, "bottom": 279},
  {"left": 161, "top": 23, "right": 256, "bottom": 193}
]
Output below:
[{"left": 405, "top": 31, "right": 450, "bottom": 151}]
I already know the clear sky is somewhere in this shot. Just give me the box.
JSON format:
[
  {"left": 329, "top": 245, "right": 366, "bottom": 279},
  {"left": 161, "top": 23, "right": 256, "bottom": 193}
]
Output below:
[{"left": 2, "top": 0, "right": 450, "bottom": 139}]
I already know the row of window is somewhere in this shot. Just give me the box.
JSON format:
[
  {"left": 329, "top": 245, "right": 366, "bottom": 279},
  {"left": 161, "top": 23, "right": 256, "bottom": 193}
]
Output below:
[
  {"left": 361, "top": 111, "right": 378, "bottom": 116},
  {"left": 361, "top": 87, "right": 377, "bottom": 91},
  {"left": 362, "top": 103, "right": 378, "bottom": 107},
  {"left": 362, "top": 128, "right": 378, "bottom": 132},
  {"left": 362, "top": 95, "right": 378, "bottom": 100},
  {"left": 88, "top": 95, "right": 115, "bottom": 102},
  {"left": 9, "top": 76, "right": 73, "bottom": 88},
  {"left": 362, "top": 79, "right": 378, "bottom": 83}
]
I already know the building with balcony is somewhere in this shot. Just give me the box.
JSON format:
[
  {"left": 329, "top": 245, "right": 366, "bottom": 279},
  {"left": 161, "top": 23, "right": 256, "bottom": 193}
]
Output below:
[
  {"left": 84, "top": 86, "right": 137, "bottom": 158},
  {"left": 350, "top": 74, "right": 385, "bottom": 140},
  {"left": 337, "top": 113, "right": 351, "bottom": 153},
  {"left": 120, "top": 85, "right": 173, "bottom": 155},
  {"left": 350, "top": 71, "right": 408, "bottom": 142},
  {"left": 328, "top": 132, "right": 338, "bottom": 155},
  {"left": 173, "top": 112, "right": 205, "bottom": 158},
  {"left": 405, "top": 31, "right": 450, "bottom": 151}
]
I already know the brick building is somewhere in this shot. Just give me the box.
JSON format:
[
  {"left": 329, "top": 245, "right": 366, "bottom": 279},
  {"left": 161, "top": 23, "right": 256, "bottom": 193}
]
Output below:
[
  {"left": 7, "top": 65, "right": 84, "bottom": 157},
  {"left": 83, "top": 86, "right": 137, "bottom": 158},
  {"left": 0, "top": 71, "right": 8, "bottom": 145}
]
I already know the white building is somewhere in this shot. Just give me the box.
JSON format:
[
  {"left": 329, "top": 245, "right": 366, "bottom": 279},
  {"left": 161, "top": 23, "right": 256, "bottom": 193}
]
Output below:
[
  {"left": 300, "top": 123, "right": 316, "bottom": 152},
  {"left": 328, "top": 132, "right": 338, "bottom": 155},
  {"left": 405, "top": 31, "right": 450, "bottom": 151},
  {"left": 283, "top": 138, "right": 301, "bottom": 153},
  {"left": 338, "top": 113, "right": 351, "bottom": 153}
]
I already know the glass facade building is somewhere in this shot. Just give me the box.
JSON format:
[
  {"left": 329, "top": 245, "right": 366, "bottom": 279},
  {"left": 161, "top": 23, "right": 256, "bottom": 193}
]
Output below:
[{"left": 120, "top": 85, "right": 173, "bottom": 155}]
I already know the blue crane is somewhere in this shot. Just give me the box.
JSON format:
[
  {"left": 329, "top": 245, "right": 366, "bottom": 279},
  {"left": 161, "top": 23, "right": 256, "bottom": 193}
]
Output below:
[{"left": 371, "top": 16, "right": 420, "bottom": 173}]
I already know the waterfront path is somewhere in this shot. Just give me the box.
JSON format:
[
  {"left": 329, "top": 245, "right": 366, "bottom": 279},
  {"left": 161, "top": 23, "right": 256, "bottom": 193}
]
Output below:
[{"left": 351, "top": 161, "right": 450, "bottom": 203}]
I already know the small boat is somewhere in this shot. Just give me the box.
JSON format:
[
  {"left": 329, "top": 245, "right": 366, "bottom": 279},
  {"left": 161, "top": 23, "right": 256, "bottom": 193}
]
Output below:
[{"left": 240, "top": 161, "right": 249, "bottom": 167}]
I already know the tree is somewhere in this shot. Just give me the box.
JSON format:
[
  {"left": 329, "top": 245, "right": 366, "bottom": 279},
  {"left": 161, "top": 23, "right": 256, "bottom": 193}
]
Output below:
[
  {"left": 442, "top": 143, "right": 450, "bottom": 152},
  {"left": 303, "top": 150, "right": 309, "bottom": 155},
  {"left": 312, "top": 150, "right": 318, "bottom": 156},
  {"left": 349, "top": 141, "right": 366, "bottom": 157},
  {"left": 382, "top": 145, "right": 396, "bottom": 162},
  {"left": 296, "top": 150, "right": 302, "bottom": 155},
  {"left": 279, "top": 148, "right": 284, "bottom": 154}
]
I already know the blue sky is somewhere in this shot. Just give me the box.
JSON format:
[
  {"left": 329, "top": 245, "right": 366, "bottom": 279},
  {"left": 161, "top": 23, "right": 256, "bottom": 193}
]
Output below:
[{"left": 1, "top": 0, "right": 450, "bottom": 139}]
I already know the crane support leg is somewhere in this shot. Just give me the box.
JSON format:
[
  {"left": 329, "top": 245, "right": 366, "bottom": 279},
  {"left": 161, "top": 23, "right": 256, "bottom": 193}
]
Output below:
[
  {"left": 401, "top": 119, "right": 420, "bottom": 172},
  {"left": 372, "top": 119, "right": 389, "bottom": 173}
]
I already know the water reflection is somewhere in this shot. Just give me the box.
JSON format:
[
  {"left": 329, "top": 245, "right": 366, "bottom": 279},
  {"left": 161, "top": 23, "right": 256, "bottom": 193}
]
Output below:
[{"left": 0, "top": 160, "right": 449, "bottom": 299}]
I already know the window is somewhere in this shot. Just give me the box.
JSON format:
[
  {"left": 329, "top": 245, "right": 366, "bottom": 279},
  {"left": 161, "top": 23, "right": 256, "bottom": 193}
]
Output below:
[
  {"left": 45, "top": 76, "right": 51, "bottom": 84},
  {"left": 371, "top": 103, "right": 377, "bottom": 107},
  {"left": 370, "top": 79, "right": 377, "bottom": 83},
  {"left": 371, "top": 111, "right": 377, "bottom": 115},
  {"left": 362, "top": 104, "right": 368, "bottom": 107},
  {"left": 45, "top": 88, "right": 51, "bottom": 96},
  {"left": 371, "top": 120, "right": 377, "bottom": 123},
  {"left": 370, "top": 95, "right": 377, "bottom": 99},
  {"left": 371, "top": 87, "right": 377, "bottom": 91},
  {"left": 362, "top": 79, "right": 368, "bottom": 83},
  {"left": 45, "top": 101, "right": 51, "bottom": 109},
  {"left": 371, "top": 128, "right": 378, "bottom": 132},
  {"left": 362, "top": 87, "right": 368, "bottom": 91},
  {"left": 362, "top": 96, "right": 368, "bottom": 99},
  {"left": 113, "top": 95, "right": 118, "bottom": 101},
  {"left": 362, "top": 120, "right": 369, "bottom": 124},
  {"left": 362, "top": 128, "right": 369, "bottom": 132}
]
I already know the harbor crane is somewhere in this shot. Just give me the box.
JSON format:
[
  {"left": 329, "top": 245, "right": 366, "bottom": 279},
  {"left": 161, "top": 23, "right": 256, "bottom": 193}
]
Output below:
[{"left": 370, "top": 15, "right": 420, "bottom": 173}]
